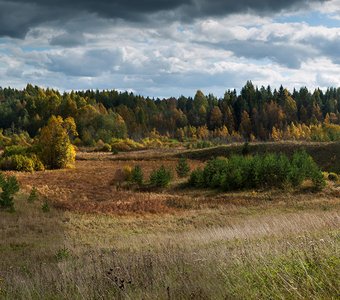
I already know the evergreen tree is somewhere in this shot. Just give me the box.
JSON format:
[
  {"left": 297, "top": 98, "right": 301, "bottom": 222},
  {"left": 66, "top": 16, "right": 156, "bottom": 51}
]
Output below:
[
  {"left": 176, "top": 157, "right": 190, "bottom": 178},
  {"left": 0, "top": 173, "right": 20, "bottom": 210},
  {"left": 131, "top": 165, "right": 143, "bottom": 185}
]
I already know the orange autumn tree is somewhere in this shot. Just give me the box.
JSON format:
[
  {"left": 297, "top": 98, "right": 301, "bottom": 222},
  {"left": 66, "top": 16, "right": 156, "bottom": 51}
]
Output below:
[{"left": 37, "top": 116, "right": 77, "bottom": 169}]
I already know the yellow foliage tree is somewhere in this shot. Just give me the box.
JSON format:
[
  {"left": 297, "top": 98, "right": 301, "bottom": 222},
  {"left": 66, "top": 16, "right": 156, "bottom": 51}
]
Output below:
[
  {"left": 38, "top": 116, "right": 76, "bottom": 169},
  {"left": 271, "top": 126, "right": 283, "bottom": 141}
]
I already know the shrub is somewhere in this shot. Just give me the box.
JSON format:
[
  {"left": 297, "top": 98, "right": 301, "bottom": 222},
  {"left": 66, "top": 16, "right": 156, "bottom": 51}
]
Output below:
[
  {"left": 131, "top": 165, "right": 143, "bottom": 185},
  {"left": 42, "top": 200, "right": 50, "bottom": 212},
  {"left": 3, "top": 145, "right": 29, "bottom": 157},
  {"left": 176, "top": 157, "right": 190, "bottom": 178},
  {"left": 0, "top": 154, "right": 44, "bottom": 172},
  {"left": 290, "top": 150, "right": 325, "bottom": 190},
  {"left": 220, "top": 155, "right": 248, "bottom": 191},
  {"left": 149, "top": 165, "right": 172, "bottom": 188},
  {"left": 27, "top": 186, "right": 39, "bottom": 203},
  {"left": 101, "top": 143, "right": 112, "bottom": 152},
  {"left": 188, "top": 151, "right": 325, "bottom": 191},
  {"left": 0, "top": 173, "right": 20, "bottom": 211},
  {"left": 0, "top": 155, "right": 34, "bottom": 172},
  {"left": 111, "top": 138, "right": 144, "bottom": 152},
  {"left": 203, "top": 157, "right": 228, "bottom": 188},
  {"left": 188, "top": 168, "right": 205, "bottom": 188},
  {"left": 122, "top": 166, "right": 133, "bottom": 181},
  {"left": 252, "top": 153, "right": 291, "bottom": 188},
  {"left": 30, "top": 154, "right": 45, "bottom": 171},
  {"left": 95, "top": 140, "right": 112, "bottom": 152},
  {"left": 141, "top": 138, "right": 164, "bottom": 149}
]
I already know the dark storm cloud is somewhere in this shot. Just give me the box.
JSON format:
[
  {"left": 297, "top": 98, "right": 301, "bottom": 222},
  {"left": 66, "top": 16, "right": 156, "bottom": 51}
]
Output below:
[
  {"left": 0, "top": 0, "right": 325, "bottom": 38},
  {"left": 50, "top": 33, "right": 86, "bottom": 47}
]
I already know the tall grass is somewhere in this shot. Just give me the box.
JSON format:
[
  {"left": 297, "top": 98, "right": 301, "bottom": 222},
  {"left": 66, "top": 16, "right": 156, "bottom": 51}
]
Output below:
[
  {"left": 1, "top": 226, "right": 338, "bottom": 299},
  {"left": 0, "top": 194, "right": 339, "bottom": 299}
]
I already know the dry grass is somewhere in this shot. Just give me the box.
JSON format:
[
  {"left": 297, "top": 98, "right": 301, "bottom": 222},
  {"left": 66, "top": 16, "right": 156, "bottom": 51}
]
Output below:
[
  {"left": 12, "top": 158, "right": 204, "bottom": 214},
  {"left": 0, "top": 149, "right": 339, "bottom": 299},
  {"left": 0, "top": 195, "right": 339, "bottom": 299}
]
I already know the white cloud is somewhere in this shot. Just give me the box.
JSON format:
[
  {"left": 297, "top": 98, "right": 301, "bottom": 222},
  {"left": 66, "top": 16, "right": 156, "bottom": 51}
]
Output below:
[{"left": 0, "top": 2, "right": 339, "bottom": 97}]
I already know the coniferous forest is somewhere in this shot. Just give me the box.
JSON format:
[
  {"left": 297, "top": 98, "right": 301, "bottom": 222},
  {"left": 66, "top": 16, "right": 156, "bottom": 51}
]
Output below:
[{"left": 0, "top": 81, "right": 339, "bottom": 148}]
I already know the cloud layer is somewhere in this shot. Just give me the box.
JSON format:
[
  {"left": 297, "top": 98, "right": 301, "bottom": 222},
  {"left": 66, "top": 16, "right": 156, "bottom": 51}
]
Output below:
[
  {"left": 0, "top": 0, "right": 325, "bottom": 38},
  {"left": 0, "top": 0, "right": 339, "bottom": 97}
]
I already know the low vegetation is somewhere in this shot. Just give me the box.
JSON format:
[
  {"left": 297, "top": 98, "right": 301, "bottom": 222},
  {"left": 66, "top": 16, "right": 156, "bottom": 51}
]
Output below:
[
  {"left": 176, "top": 157, "right": 190, "bottom": 178},
  {"left": 0, "top": 185, "right": 339, "bottom": 299},
  {"left": 149, "top": 165, "right": 172, "bottom": 188},
  {"left": 0, "top": 172, "right": 20, "bottom": 211},
  {"left": 0, "top": 144, "right": 338, "bottom": 299},
  {"left": 189, "top": 151, "right": 325, "bottom": 191},
  {"left": 130, "top": 165, "right": 143, "bottom": 186}
]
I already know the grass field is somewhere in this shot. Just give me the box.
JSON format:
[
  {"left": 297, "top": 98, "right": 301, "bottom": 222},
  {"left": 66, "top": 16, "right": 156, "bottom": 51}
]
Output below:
[{"left": 0, "top": 143, "right": 339, "bottom": 299}]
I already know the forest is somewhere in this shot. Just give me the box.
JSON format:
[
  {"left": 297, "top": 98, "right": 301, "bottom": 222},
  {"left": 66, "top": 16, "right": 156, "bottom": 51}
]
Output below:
[{"left": 0, "top": 81, "right": 339, "bottom": 148}]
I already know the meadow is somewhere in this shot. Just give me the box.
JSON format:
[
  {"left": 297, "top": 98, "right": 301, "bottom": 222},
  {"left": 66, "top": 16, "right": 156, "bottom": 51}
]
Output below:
[{"left": 0, "top": 142, "right": 339, "bottom": 299}]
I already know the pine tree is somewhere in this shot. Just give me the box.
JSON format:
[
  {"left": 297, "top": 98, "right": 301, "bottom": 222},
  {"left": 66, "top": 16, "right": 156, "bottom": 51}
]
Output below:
[
  {"left": 176, "top": 157, "right": 190, "bottom": 178},
  {"left": 27, "top": 186, "right": 38, "bottom": 203},
  {"left": 0, "top": 173, "right": 20, "bottom": 211},
  {"left": 131, "top": 165, "right": 143, "bottom": 185}
]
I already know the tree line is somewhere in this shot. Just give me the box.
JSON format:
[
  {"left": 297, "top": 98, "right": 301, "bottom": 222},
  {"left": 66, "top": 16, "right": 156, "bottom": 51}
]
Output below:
[{"left": 0, "top": 81, "right": 339, "bottom": 145}]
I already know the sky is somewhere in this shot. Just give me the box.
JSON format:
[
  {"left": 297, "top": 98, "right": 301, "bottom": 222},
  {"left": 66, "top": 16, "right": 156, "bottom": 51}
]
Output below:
[{"left": 0, "top": 0, "right": 339, "bottom": 98}]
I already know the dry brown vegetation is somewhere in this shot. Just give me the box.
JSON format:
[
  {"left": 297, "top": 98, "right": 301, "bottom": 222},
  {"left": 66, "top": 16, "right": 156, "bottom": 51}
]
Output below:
[
  {"left": 13, "top": 157, "right": 205, "bottom": 214},
  {"left": 0, "top": 147, "right": 339, "bottom": 299}
]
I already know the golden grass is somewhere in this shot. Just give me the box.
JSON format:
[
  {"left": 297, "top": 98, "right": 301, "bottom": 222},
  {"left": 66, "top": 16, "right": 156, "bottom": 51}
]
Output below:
[
  {"left": 0, "top": 149, "right": 339, "bottom": 299},
  {"left": 12, "top": 158, "right": 203, "bottom": 214},
  {"left": 0, "top": 192, "right": 339, "bottom": 299}
]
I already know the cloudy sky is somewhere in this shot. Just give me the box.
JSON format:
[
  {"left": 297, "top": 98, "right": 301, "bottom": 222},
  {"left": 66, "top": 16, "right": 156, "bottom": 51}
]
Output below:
[{"left": 0, "top": 0, "right": 339, "bottom": 97}]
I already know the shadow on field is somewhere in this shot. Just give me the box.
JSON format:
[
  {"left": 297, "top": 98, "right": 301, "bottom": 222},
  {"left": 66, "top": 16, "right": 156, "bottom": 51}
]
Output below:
[{"left": 178, "top": 141, "right": 340, "bottom": 173}]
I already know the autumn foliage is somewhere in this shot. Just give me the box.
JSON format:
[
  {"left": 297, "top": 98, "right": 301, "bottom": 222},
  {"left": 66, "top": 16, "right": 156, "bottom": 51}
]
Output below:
[{"left": 37, "top": 116, "right": 76, "bottom": 169}]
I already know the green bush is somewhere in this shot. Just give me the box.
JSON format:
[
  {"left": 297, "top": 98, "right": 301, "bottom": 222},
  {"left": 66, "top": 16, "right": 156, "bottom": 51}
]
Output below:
[
  {"left": 251, "top": 153, "right": 291, "bottom": 188},
  {"left": 149, "top": 165, "right": 172, "bottom": 188},
  {"left": 289, "top": 150, "right": 325, "bottom": 190},
  {"left": 0, "top": 155, "right": 34, "bottom": 172},
  {"left": 3, "top": 145, "right": 29, "bottom": 157},
  {"left": 0, "top": 173, "right": 20, "bottom": 210},
  {"left": 131, "top": 165, "right": 143, "bottom": 185},
  {"left": 176, "top": 157, "right": 190, "bottom": 178},
  {"left": 188, "top": 168, "right": 205, "bottom": 188},
  {"left": 27, "top": 186, "right": 39, "bottom": 203},
  {"left": 0, "top": 154, "right": 44, "bottom": 172},
  {"left": 188, "top": 151, "right": 325, "bottom": 191},
  {"left": 203, "top": 157, "right": 229, "bottom": 188}
]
